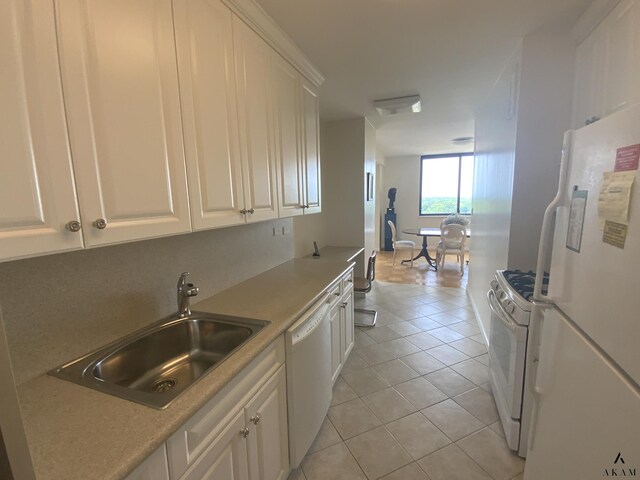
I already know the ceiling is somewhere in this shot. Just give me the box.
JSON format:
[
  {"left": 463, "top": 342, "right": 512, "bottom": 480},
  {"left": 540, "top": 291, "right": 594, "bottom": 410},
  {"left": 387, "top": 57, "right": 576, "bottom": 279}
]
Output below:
[{"left": 254, "top": 0, "right": 592, "bottom": 157}]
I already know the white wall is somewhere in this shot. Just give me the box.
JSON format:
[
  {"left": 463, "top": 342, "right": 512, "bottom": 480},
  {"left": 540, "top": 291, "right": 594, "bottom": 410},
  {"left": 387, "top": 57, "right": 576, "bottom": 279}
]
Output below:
[
  {"left": 509, "top": 33, "right": 576, "bottom": 269},
  {"left": 469, "top": 47, "right": 520, "bottom": 338},
  {"left": 293, "top": 213, "right": 327, "bottom": 258},
  {"left": 469, "top": 32, "right": 575, "bottom": 339},
  {"left": 317, "top": 117, "right": 378, "bottom": 274},
  {"left": 364, "top": 120, "right": 377, "bottom": 258}
]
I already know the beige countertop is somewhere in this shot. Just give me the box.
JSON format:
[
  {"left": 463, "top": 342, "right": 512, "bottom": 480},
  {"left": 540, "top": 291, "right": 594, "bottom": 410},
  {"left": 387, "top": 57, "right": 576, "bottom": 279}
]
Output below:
[{"left": 17, "top": 257, "right": 354, "bottom": 480}]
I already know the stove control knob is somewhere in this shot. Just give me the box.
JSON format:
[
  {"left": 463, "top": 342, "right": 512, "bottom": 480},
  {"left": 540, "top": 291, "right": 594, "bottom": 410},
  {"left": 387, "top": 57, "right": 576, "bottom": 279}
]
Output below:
[
  {"left": 498, "top": 290, "right": 507, "bottom": 301},
  {"left": 490, "top": 279, "right": 498, "bottom": 290},
  {"left": 504, "top": 301, "right": 516, "bottom": 314}
]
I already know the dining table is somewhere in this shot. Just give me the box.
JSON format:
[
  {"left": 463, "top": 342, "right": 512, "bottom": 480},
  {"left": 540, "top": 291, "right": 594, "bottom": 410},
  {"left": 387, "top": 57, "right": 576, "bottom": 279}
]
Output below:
[{"left": 401, "top": 227, "right": 471, "bottom": 270}]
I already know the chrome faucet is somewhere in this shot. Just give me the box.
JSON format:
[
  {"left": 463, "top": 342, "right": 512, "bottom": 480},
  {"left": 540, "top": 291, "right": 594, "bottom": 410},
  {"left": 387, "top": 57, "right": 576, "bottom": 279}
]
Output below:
[{"left": 177, "top": 272, "right": 199, "bottom": 317}]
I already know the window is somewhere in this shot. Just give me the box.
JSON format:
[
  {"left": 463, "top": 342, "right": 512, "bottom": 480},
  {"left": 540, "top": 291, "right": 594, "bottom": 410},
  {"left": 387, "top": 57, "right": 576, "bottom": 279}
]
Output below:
[{"left": 419, "top": 153, "right": 474, "bottom": 215}]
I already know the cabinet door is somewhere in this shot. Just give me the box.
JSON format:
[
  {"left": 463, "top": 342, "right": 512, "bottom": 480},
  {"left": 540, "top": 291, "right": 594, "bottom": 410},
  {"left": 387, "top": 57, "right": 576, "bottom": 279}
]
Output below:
[
  {"left": 341, "top": 288, "right": 354, "bottom": 361},
  {"left": 124, "top": 446, "right": 170, "bottom": 480},
  {"left": 56, "top": 0, "right": 191, "bottom": 247},
  {"left": 245, "top": 366, "right": 289, "bottom": 480},
  {"left": 233, "top": 18, "right": 278, "bottom": 223},
  {"left": 272, "top": 54, "right": 304, "bottom": 218},
  {"left": 300, "top": 78, "right": 321, "bottom": 214},
  {"left": 572, "top": 28, "right": 606, "bottom": 128},
  {"left": 602, "top": 0, "right": 640, "bottom": 116},
  {"left": 329, "top": 304, "right": 342, "bottom": 384},
  {"left": 0, "top": 0, "right": 83, "bottom": 262},
  {"left": 182, "top": 410, "right": 249, "bottom": 480},
  {"left": 174, "top": 0, "right": 246, "bottom": 230}
]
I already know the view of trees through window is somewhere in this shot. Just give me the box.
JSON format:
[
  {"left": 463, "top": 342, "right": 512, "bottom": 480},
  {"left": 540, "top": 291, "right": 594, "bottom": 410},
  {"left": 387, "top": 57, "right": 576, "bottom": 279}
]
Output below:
[{"left": 420, "top": 153, "right": 474, "bottom": 215}]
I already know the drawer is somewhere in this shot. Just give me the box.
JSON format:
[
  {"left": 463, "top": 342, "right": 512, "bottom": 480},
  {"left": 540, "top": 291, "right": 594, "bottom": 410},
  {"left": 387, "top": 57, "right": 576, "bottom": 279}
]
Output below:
[
  {"left": 328, "top": 282, "right": 341, "bottom": 307},
  {"left": 341, "top": 269, "right": 354, "bottom": 295},
  {"left": 166, "top": 337, "right": 284, "bottom": 479}
]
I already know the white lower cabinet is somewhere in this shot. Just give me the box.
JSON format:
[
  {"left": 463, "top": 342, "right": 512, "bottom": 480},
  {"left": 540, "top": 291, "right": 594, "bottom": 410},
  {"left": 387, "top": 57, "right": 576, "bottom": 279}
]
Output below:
[
  {"left": 181, "top": 410, "right": 249, "bottom": 480},
  {"left": 125, "top": 446, "right": 170, "bottom": 480},
  {"left": 329, "top": 269, "right": 355, "bottom": 384},
  {"left": 245, "top": 366, "right": 289, "bottom": 480},
  {"left": 166, "top": 338, "right": 287, "bottom": 480}
]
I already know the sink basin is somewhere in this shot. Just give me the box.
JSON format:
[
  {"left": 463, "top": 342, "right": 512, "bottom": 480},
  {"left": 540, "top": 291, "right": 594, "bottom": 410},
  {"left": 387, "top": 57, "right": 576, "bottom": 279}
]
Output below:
[{"left": 49, "top": 312, "right": 269, "bottom": 409}]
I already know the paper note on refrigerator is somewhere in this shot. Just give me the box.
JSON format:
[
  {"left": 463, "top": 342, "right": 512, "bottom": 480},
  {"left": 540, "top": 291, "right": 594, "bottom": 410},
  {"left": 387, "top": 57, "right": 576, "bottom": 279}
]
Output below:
[{"left": 597, "top": 171, "right": 636, "bottom": 225}]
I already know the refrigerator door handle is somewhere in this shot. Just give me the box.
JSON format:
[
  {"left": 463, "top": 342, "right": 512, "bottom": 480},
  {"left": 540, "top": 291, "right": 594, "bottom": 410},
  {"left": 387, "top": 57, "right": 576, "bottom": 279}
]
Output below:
[{"left": 533, "top": 130, "right": 573, "bottom": 301}]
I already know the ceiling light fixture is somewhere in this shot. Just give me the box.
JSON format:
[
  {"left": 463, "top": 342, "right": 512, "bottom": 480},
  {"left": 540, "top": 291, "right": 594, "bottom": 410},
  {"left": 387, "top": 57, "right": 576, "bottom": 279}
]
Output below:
[
  {"left": 451, "top": 136, "right": 474, "bottom": 145},
  {"left": 374, "top": 95, "right": 421, "bottom": 116}
]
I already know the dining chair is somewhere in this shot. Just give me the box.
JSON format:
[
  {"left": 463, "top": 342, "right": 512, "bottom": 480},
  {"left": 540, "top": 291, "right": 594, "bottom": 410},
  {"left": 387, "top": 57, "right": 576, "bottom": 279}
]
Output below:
[
  {"left": 435, "top": 223, "right": 467, "bottom": 274},
  {"left": 387, "top": 220, "right": 415, "bottom": 267},
  {"left": 353, "top": 251, "right": 377, "bottom": 327}
]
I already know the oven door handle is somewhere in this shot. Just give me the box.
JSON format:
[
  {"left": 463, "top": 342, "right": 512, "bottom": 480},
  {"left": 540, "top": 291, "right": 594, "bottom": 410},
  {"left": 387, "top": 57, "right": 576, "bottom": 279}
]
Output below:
[
  {"left": 486, "top": 290, "right": 527, "bottom": 342},
  {"left": 487, "top": 290, "right": 516, "bottom": 331}
]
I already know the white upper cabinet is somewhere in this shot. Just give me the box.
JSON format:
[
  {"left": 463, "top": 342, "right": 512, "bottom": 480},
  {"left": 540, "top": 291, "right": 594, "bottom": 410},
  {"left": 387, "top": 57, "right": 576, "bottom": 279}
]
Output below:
[
  {"left": 602, "top": 0, "right": 640, "bottom": 115},
  {"left": 572, "top": 0, "right": 640, "bottom": 128},
  {"left": 56, "top": 0, "right": 191, "bottom": 247},
  {"left": 301, "top": 79, "right": 321, "bottom": 214},
  {"left": 233, "top": 18, "right": 278, "bottom": 223},
  {"left": 0, "top": 0, "right": 84, "bottom": 262},
  {"left": 272, "top": 55, "right": 322, "bottom": 218},
  {"left": 272, "top": 54, "right": 305, "bottom": 218},
  {"left": 174, "top": 0, "right": 246, "bottom": 230}
]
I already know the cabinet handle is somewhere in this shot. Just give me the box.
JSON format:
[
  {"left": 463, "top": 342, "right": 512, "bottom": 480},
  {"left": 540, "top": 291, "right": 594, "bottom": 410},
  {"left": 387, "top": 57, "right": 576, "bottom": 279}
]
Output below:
[
  {"left": 341, "top": 302, "right": 348, "bottom": 308},
  {"left": 247, "top": 208, "right": 255, "bottom": 214},
  {"left": 239, "top": 209, "right": 247, "bottom": 214},
  {"left": 65, "top": 220, "right": 82, "bottom": 232},
  {"left": 239, "top": 427, "right": 250, "bottom": 438},
  {"left": 250, "top": 414, "right": 260, "bottom": 425},
  {"left": 93, "top": 218, "right": 107, "bottom": 229}
]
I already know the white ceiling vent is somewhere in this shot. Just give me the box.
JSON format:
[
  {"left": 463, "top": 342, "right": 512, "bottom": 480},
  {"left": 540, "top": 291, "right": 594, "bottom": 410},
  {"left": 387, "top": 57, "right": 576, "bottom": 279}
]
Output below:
[{"left": 374, "top": 95, "right": 421, "bottom": 116}]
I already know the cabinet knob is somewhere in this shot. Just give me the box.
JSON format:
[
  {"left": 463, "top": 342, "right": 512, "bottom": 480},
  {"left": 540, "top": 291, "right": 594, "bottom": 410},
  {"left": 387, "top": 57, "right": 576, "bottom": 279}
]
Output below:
[
  {"left": 239, "top": 427, "right": 250, "bottom": 438},
  {"left": 93, "top": 218, "right": 107, "bottom": 229},
  {"left": 65, "top": 220, "right": 82, "bottom": 232},
  {"left": 250, "top": 414, "right": 260, "bottom": 425},
  {"left": 247, "top": 208, "right": 255, "bottom": 214},
  {"left": 240, "top": 209, "right": 247, "bottom": 214},
  {"left": 341, "top": 302, "right": 348, "bottom": 308}
]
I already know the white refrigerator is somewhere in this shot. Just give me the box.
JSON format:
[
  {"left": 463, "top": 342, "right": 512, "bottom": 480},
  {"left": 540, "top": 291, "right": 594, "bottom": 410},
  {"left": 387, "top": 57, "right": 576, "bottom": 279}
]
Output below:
[{"left": 524, "top": 104, "right": 640, "bottom": 479}]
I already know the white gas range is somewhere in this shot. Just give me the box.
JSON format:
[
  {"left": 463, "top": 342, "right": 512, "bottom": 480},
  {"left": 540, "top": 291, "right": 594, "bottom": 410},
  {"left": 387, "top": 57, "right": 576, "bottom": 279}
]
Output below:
[{"left": 487, "top": 269, "right": 551, "bottom": 457}]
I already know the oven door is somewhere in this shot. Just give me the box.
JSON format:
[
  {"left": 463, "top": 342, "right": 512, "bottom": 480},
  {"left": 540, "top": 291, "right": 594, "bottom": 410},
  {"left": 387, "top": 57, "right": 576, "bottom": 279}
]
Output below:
[{"left": 486, "top": 289, "right": 528, "bottom": 420}]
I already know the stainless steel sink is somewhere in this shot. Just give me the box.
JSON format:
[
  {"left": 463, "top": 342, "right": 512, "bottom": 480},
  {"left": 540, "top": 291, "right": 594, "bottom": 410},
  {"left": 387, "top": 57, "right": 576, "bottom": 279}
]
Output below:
[{"left": 49, "top": 312, "right": 269, "bottom": 409}]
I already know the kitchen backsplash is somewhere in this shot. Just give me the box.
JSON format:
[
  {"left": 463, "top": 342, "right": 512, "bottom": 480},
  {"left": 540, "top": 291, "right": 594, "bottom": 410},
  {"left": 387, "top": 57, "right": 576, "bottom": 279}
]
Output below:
[
  {"left": 0, "top": 429, "right": 13, "bottom": 480},
  {"left": 0, "top": 219, "right": 294, "bottom": 386}
]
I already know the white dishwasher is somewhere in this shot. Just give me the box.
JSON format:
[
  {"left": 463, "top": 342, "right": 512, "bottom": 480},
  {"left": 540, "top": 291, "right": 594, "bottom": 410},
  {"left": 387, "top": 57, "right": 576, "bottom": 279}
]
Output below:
[{"left": 286, "top": 292, "right": 333, "bottom": 467}]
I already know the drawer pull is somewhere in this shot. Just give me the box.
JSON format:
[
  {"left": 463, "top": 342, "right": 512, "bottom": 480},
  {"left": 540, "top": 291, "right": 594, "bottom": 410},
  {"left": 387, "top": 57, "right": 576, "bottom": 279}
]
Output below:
[
  {"left": 239, "top": 427, "right": 250, "bottom": 438},
  {"left": 250, "top": 414, "right": 260, "bottom": 425}
]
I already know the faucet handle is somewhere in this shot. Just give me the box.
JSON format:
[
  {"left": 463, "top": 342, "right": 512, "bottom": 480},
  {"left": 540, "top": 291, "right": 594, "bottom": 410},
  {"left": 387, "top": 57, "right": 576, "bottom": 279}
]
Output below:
[{"left": 178, "top": 272, "right": 190, "bottom": 287}]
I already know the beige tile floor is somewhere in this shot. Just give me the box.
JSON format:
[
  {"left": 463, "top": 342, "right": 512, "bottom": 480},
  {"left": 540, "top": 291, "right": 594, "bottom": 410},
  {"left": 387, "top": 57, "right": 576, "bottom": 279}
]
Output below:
[{"left": 288, "top": 281, "right": 525, "bottom": 480}]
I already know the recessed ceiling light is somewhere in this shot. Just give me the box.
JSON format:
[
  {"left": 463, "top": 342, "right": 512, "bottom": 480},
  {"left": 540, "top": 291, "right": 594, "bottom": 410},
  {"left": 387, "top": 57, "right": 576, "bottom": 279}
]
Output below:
[
  {"left": 374, "top": 95, "right": 421, "bottom": 116},
  {"left": 451, "top": 136, "right": 474, "bottom": 145}
]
